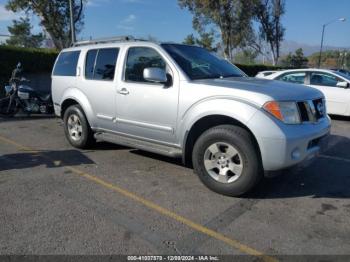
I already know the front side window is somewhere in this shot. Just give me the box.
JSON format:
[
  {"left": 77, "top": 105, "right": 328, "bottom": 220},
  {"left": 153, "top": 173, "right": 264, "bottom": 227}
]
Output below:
[
  {"left": 85, "top": 48, "right": 119, "bottom": 81},
  {"left": 161, "top": 44, "right": 244, "bottom": 80},
  {"left": 125, "top": 47, "right": 166, "bottom": 82},
  {"left": 277, "top": 72, "right": 306, "bottom": 84},
  {"left": 310, "top": 72, "right": 340, "bottom": 87},
  {"left": 53, "top": 51, "right": 80, "bottom": 76}
]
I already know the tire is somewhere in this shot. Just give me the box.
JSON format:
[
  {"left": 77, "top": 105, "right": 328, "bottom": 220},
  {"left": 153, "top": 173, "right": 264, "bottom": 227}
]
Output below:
[
  {"left": 63, "top": 105, "right": 95, "bottom": 149},
  {"left": 192, "top": 125, "right": 262, "bottom": 197}
]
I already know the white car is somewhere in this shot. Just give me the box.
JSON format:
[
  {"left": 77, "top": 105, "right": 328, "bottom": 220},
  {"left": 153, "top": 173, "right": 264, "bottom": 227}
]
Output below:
[{"left": 258, "top": 68, "right": 350, "bottom": 116}]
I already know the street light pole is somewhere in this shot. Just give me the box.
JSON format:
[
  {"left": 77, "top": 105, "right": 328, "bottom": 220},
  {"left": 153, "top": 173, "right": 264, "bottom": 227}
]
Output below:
[
  {"left": 318, "top": 25, "right": 326, "bottom": 68},
  {"left": 69, "top": 0, "right": 76, "bottom": 45},
  {"left": 318, "top": 18, "right": 346, "bottom": 68}
]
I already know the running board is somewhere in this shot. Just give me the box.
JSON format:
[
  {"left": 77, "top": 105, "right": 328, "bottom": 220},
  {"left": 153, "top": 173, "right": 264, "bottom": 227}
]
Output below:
[{"left": 94, "top": 132, "right": 182, "bottom": 158}]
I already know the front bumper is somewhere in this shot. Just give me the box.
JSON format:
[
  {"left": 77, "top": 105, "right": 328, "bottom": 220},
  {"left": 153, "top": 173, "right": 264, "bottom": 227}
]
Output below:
[{"left": 248, "top": 111, "right": 331, "bottom": 171}]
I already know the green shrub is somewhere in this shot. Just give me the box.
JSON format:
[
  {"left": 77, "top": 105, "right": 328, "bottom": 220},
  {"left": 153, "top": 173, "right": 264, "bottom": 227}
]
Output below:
[
  {"left": 0, "top": 45, "right": 58, "bottom": 74},
  {"left": 0, "top": 45, "right": 58, "bottom": 97}
]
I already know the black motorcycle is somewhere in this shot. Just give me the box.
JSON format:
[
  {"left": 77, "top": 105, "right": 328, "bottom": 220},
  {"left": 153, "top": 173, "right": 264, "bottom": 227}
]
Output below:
[{"left": 0, "top": 62, "right": 53, "bottom": 117}]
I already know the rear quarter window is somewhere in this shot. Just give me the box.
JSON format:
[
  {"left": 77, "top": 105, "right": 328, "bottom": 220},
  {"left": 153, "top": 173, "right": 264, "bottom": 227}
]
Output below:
[{"left": 53, "top": 51, "right": 81, "bottom": 76}]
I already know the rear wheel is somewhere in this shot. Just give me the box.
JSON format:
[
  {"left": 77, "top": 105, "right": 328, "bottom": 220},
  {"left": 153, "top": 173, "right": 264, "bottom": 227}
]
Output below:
[
  {"left": 192, "top": 125, "right": 262, "bottom": 197},
  {"left": 63, "top": 105, "right": 95, "bottom": 149}
]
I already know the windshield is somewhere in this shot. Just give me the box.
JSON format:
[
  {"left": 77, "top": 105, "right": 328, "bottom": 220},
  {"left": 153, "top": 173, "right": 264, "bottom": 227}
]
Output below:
[{"left": 161, "top": 44, "right": 245, "bottom": 80}]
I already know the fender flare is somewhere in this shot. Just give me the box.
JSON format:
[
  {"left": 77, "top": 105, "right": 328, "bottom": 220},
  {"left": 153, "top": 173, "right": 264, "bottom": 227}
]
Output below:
[
  {"left": 60, "top": 88, "right": 96, "bottom": 127},
  {"left": 178, "top": 97, "right": 260, "bottom": 147}
]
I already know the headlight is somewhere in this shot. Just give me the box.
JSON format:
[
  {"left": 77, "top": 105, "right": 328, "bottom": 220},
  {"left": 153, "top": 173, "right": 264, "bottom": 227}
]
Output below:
[{"left": 263, "top": 101, "right": 301, "bottom": 124}]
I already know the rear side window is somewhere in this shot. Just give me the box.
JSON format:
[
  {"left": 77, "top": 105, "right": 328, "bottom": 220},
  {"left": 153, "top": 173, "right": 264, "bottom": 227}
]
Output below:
[
  {"left": 277, "top": 72, "right": 306, "bottom": 84},
  {"left": 53, "top": 51, "right": 80, "bottom": 76},
  {"left": 85, "top": 48, "right": 119, "bottom": 81}
]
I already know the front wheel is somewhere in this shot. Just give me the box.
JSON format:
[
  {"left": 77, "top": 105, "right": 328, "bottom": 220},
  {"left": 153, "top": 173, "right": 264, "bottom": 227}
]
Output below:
[
  {"left": 192, "top": 125, "right": 262, "bottom": 197},
  {"left": 63, "top": 105, "right": 95, "bottom": 149}
]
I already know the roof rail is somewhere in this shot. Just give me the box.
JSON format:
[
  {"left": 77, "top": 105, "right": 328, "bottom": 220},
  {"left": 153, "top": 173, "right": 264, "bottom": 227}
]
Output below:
[{"left": 72, "top": 35, "right": 136, "bottom": 47}]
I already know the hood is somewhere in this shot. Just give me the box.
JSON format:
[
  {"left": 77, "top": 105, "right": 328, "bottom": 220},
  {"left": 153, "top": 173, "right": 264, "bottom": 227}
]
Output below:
[{"left": 194, "top": 77, "right": 324, "bottom": 106}]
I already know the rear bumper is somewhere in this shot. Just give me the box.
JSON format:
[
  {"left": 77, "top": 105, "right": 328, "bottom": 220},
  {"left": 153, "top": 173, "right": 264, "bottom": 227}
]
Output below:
[{"left": 248, "top": 111, "right": 331, "bottom": 171}]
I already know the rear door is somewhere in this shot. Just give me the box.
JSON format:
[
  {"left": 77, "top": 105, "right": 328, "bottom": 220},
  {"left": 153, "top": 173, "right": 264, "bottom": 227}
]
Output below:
[{"left": 78, "top": 48, "right": 120, "bottom": 130}]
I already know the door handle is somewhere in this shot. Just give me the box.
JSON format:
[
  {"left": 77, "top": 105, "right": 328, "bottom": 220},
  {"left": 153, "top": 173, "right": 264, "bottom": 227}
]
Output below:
[{"left": 117, "top": 88, "right": 129, "bottom": 95}]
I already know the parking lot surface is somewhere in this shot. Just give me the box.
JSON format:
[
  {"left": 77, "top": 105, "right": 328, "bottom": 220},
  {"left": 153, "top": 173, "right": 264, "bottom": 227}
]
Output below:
[{"left": 0, "top": 116, "right": 350, "bottom": 260}]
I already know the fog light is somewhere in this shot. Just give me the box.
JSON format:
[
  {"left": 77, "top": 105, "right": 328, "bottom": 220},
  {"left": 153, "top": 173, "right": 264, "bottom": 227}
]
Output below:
[{"left": 291, "top": 148, "right": 301, "bottom": 160}]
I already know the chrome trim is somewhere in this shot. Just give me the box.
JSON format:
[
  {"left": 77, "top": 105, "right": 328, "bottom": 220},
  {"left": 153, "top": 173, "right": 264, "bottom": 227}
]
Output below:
[
  {"left": 115, "top": 117, "right": 174, "bottom": 133},
  {"left": 304, "top": 101, "right": 317, "bottom": 123},
  {"left": 97, "top": 114, "right": 114, "bottom": 121},
  {"left": 94, "top": 127, "right": 181, "bottom": 148},
  {"left": 298, "top": 98, "right": 325, "bottom": 124}
]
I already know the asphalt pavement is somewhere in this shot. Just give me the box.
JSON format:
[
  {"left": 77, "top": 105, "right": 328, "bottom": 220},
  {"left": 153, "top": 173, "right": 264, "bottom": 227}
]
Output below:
[{"left": 0, "top": 115, "right": 350, "bottom": 261}]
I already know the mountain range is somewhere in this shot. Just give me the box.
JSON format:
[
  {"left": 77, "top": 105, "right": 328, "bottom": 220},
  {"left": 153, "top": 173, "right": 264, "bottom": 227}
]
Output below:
[{"left": 281, "top": 40, "right": 350, "bottom": 56}]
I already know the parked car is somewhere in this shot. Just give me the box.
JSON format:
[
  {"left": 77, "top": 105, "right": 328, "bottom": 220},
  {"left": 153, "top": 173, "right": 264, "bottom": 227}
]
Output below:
[
  {"left": 257, "top": 68, "right": 350, "bottom": 116},
  {"left": 255, "top": 70, "right": 277, "bottom": 78},
  {"left": 52, "top": 37, "right": 330, "bottom": 196}
]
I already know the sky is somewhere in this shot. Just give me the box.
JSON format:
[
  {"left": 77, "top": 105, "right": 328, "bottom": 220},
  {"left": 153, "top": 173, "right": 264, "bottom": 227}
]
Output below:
[{"left": 0, "top": 0, "right": 349, "bottom": 47}]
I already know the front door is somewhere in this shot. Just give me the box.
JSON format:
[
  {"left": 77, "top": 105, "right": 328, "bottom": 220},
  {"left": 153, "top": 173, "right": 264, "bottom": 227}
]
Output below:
[
  {"left": 308, "top": 71, "right": 349, "bottom": 115},
  {"left": 115, "top": 46, "right": 179, "bottom": 144}
]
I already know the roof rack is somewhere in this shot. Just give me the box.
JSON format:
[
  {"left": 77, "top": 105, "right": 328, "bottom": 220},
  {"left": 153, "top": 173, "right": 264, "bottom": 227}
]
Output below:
[{"left": 72, "top": 35, "right": 136, "bottom": 47}]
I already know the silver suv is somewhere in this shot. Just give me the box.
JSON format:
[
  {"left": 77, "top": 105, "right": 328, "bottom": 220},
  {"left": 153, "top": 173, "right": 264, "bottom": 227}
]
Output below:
[{"left": 52, "top": 36, "right": 331, "bottom": 196}]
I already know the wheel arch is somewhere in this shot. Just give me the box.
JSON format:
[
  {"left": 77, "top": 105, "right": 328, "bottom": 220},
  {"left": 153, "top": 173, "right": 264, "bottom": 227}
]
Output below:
[
  {"left": 182, "top": 114, "right": 262, "bottom": 167},
  {"left": 60, "top": 88, "right": 95, "bottom": 127}
]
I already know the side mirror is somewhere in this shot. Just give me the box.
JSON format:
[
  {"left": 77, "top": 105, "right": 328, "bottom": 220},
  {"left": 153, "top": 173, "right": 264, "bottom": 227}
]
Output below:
[
  {"left": 336, "top": 81, "right": 349, "bottom": 88},
  {"left": 143, "top": 68, "right": 167, "bottom": 83}
]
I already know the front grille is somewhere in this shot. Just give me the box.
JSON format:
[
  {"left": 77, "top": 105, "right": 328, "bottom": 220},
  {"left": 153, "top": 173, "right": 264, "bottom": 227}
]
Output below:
[
  {"left": 313, "top": 98, "right": 325, "bottom": 120},
  {"left": 297, "top": 102, "right": 309, "bottom": 122},
  {"left": 297, "top": 98, "right": 325, "bottom": 123}
]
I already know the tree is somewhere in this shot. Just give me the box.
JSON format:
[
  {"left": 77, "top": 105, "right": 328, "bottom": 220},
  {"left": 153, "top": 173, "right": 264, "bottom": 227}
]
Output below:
[
  {"left": 183, "top": 34, "right": 196, "bottom": 46},
  {"left": 183, "top": 31, "right": 217, "bottom": 52},
  {"left": 6, "top": 0, "right": 85, "bottom": 50},
  {"left": 254, "top": 0, "right": 285, "bottom": 65},
  {"left": 196, "top": 32, "right": 217, "bottom": 52},
  {"left": 234, "top": 49, "right": 259, "bottom": 65},
  {"left": 179, "top": 0, "right": 256, "bottom": 60},
  {"left": 280, "top": 48, "right": 308, "bottom": 68},
  {"left": 6, "top": 17, "right": 44, "bottom": 48}
]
